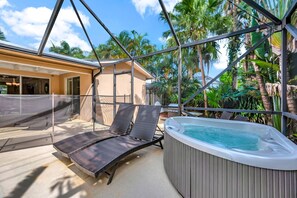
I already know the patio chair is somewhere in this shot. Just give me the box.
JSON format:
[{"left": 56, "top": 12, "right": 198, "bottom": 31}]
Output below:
[
  {"left": 234, "top": 115, "right": 249, "bottom": 122},
  {"left": 220, "top": 111, "right": 233, "bottom": 120},
  {"left": 69, "top": 105, "right": 163, "bottom": 184},
  {"left": 53, "top": 103, "right": 135, "bottom": 158}
]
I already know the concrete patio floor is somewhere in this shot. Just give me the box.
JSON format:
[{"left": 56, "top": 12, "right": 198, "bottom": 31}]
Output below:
[
  {"left": 0, "top": 143, "right": 180, "bottom": 198},
  {"left": 0, "top": 120, "right": 109, "bottom": 153}
]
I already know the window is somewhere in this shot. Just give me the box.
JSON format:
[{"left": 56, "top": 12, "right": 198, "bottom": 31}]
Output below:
[
  {"left": 22, "top": 77, "right": 49, "bottom": 95},
  {"left": 0, "top": 75, "right": 20, "bottom": 94}
]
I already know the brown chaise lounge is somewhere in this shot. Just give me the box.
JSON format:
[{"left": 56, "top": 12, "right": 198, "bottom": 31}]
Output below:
[
  {"left": 53, "top": 103, "right": 135, "bottom": 158},
  {"left": 69, "top": 105, "right": 163, "bottom": 184}
]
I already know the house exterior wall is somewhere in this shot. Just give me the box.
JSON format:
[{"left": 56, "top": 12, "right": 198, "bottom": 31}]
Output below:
[
  {"left": 0, "top": 49, "right": 93, "bottom": 75},
  {"left": 0, "top": 68, "right": 93, "bottom": 122},
  {"left": 58, "top": 72, "right": 93, "bottom": 122},
  {"left": 0, "top": 64, "right": 148, "bottom": 125},
  {"left": 96, "top": 63, "right": 146, "bottom": 103},
  {"left": 59, "top": 72, "right": 92, "bottom": 95},
  {"left": 0, "top": 50, "right": 151, "bottom": 125},
  {"left": 95, "top": 62, "right": 147, "bottom": 125}
]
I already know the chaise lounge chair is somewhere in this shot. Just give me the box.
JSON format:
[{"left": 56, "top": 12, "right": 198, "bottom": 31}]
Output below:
[
  {"left": 53, "top": 103, "right": 135, "bottom": 158},
  {"left": 69, "top": 105, "right": 163, "bottom": 184}
]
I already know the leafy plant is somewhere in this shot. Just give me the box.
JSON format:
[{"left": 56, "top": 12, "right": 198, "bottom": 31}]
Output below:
[{"left": 272, "top": 96, "right": 281, "bottom": 131}]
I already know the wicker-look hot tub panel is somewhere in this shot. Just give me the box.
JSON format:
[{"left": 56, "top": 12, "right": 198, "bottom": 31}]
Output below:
[{"left": 164, "top": 133, "right": 297, "bottom": 198}]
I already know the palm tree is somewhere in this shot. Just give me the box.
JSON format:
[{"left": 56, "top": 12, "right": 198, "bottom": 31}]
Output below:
[
  {"left": 90, "top": 30, "right": 157, "bottom": 72},
  {"left": 130, "top": 30, "right": 155, "bottom": 56},
  {"left": 49, "top": 41, "right": 85, "bottom": 59},
  {"left": 0, "top": 29, "right": 6, "bottom": 41},
  {"left": 253, "top": 0, "right": 297, "bottom": 114},
  {"left": 250, "top": 16, "right": 274, "bottom": 117},
  {"left": 161, "top": 0, "right": 232, "bottom": 110},
  {"left": 90, "top": 30, "right": 156, "bottom": 60}
]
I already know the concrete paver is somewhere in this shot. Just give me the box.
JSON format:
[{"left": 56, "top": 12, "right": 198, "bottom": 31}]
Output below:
[{"left": 0, "top": 144, "right": 180, "bottom": 198}]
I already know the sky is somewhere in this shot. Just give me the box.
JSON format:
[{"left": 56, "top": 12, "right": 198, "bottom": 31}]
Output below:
[{"left": 0, "top": 0, "right": 229, "bottom": 77}]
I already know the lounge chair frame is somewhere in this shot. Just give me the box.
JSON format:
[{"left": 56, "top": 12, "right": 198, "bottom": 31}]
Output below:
[
  {"left": 53, "top": 103, "right": 135, "bottom": 158},
  {"left": 70, "top": 105, "right": 163, "bottom": 184},
  {"left": 72, "top": 135, "right": 163, "bottom": 184}
]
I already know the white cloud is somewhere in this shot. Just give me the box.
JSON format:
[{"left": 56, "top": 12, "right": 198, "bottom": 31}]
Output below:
[
  {"left": 131, "top": 0, "right": 181, "bottom": 16},
  {"left": 158, "top": 36, "right": 167, "bottom": 44},
  {"left": 0, "top": 25, "right": 7, "bottom": 35},
  {"left": 1, "top": 6, "right": 91, "bottom": 51},
  {"left": 213, "top": 40, "right": 228, "bottom": 70},
  {"left": 0, "top": 0, "right": 9, "bottom": 9},
  {"left": 213, "top": 39, "right": 246, "bottom": 70}
]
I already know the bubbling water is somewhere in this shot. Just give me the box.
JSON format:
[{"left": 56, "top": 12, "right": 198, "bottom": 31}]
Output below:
[{"left": 182, "top": 124, "right": 260, "bottom": 151}]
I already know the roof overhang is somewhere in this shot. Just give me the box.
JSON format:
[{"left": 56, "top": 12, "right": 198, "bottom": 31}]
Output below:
[
  {"left": 0, "top": 41, "right": 154, "bottom": 78},
  {"left": 0, "top": 47, "right": 96, "bottom": 75},
  {"left": 99, "top": 59, "right": 154, "bottom": 79}
]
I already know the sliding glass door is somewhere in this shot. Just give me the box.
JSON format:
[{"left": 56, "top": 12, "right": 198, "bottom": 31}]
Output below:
[{"left": 66, "top": 77, "right": 80, "bottom": 114}]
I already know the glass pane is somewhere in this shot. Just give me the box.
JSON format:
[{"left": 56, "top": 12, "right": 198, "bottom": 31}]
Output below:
[
  {"left": 287, "top": 30, "right": 297, "bottom": 115},
  {"left": 144, "top": 51, "right": 178, "bottom": 106},
  {"left": 67, "top": 78, "right": 73, "bottom": 95},
  {"left": 22, "top": 77, "right": 49, "bottom": 94},
  {"left": 162, "top": 0, "right": 274, "bottom": 46},
  {"left": 0, "top": 74, "right": 20, "bottom": 94},
  {"left": 80, "top": 0, "right": 175, "bottom": 56},
  {"left": 73, "top": 77, "right": 80, "bottom": 95},
  {"left": 251, "top": 0, "right": 293, "bottom": 19},
  {"left": 0, "top": 0, "right": 56, "bottom": 50},
  {"left": 44, "top": 0, "right": 122, "bottom": 62},
  {"left": 177, "top": 31, "right": 280, "bottom": 125}
]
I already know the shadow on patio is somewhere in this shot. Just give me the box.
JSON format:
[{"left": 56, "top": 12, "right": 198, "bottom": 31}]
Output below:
[{"left": 0, "top": 144, "right": 180, "bottom": 198}]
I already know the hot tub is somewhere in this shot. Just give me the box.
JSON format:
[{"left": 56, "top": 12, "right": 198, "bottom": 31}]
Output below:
[{"left": 164, "top": 117, "right": 297, "bottom": 198}]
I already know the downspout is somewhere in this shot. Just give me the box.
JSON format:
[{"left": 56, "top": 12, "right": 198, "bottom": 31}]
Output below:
[{"left": 92, "top": 67, "right": 102, "bottom": 131}]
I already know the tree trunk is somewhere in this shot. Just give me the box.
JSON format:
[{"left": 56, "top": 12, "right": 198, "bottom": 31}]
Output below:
[
  {"left": 252, "top": 55, "right": 273, "bottom": 124},
  {"left": 231, "top": 1, "right": 239, "bottom": 90},
  {"left": 231, "top": 68, "right": 238, "bottom": 90},
  {"left": 272, "top": 46, "right": 297, "bottom": 114},
  {"left": 287, "top": 93, "right": 297, "bottom": 114},
  {"left": 188, "top": 69, "right": 193, "bottom": 80},
  {"left": 286, "top": 65, "right": 297, "bottom": 115},
  {"left": 197, "top": 46, "right": 208, "bottom": 114},
  {"left": 266, "top": 83, "right": 297, "bottom": 115}
]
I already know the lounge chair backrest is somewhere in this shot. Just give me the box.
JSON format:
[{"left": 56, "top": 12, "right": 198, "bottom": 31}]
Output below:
[
  {"left": 234, "top": 115, "right": 249, "bottom": 122},
  {"left": 220, "top": 111, "right": 233, "bottom": 120},
  {"left": 129, "top": 105, "right": 161, "bottom": 141},
  {"left": 109, "top": 104, "right": 135, "bottom": 135}
]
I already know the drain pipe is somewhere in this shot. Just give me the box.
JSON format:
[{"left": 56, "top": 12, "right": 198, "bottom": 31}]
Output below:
[{"left": 92, "top": 67, "right": 102, "bottom": 132}]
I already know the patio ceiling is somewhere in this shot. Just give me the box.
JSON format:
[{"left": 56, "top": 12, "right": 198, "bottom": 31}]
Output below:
[{"left": 0, "top": 60, "right": 68, "bottom": 75}]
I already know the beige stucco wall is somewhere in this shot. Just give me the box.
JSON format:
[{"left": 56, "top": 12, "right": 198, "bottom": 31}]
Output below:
[
  {"left": 95, "top": 63, "right": 147, "bottom": 125},
  {"left": 59, "top": 72, "right": 92, "bottom": 95},
  {"left": 0, "top": 49, "right": 150, "bottom": 125},
  {"left": 96, "top": 63, "right": 146, "bottom": 103},
  {"left": 0, "top": 68, "right": 93, "bottom": 122},
  {"left": 58, "top": 72, "right": 93, "bottom": 122}
]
